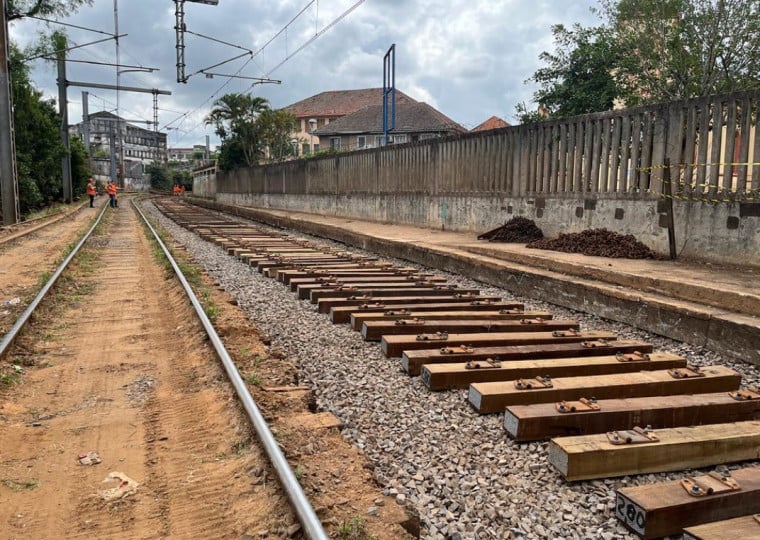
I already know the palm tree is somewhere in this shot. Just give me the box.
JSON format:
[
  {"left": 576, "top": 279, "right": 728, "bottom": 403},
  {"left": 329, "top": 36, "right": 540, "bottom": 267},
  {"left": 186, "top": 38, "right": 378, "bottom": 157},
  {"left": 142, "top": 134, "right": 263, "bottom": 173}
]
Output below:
[{"left": 205, "top": 93, "right": 270, "bottom": 167}]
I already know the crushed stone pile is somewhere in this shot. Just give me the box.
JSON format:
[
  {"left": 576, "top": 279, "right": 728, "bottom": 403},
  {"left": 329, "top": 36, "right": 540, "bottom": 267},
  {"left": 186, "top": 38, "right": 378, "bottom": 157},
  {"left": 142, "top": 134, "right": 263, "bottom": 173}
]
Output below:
[
  {"left": 527, "top": 228, "right": 663, "bottom": 259},
  {"left": 478, "top": 217, "right": 544, "bottom": 243}
]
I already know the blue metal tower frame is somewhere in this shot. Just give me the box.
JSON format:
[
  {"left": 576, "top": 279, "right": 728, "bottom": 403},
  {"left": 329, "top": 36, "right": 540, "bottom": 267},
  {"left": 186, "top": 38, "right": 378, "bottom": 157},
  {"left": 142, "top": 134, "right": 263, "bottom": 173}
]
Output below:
[{"left": 382, "top": 44, "right": 396, "bottom": 145}]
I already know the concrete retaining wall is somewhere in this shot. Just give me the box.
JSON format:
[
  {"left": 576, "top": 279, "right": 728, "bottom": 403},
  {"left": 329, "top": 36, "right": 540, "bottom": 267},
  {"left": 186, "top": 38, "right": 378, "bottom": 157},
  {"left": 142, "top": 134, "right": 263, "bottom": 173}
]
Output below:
[{"left": 216, "top": 191, "right": 760, "bottom": 266}]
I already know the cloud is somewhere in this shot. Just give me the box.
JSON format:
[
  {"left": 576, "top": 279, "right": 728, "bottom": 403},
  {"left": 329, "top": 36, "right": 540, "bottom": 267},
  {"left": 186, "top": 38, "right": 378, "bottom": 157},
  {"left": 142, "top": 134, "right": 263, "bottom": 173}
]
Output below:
[{"left": 8, "top": 0, "right": 601, "bottom": 145}]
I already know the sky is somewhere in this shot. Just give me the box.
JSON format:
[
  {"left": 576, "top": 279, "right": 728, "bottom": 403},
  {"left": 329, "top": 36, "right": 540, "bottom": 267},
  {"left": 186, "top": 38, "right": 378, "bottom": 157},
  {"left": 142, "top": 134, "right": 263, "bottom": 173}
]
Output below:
[{"left": 9, "top": 0, "right": 601, "bottom": 149}]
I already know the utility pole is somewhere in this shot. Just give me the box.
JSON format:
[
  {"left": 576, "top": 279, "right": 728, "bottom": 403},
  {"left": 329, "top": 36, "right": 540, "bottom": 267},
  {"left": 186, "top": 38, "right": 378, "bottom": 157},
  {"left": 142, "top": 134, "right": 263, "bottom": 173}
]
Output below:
[
  {"left": 57, "top": 40, "right": 72, "bottom": 203},
  {"left": 174, "top": 0, "right": 220, "bottom": 83},
  {"left": 81, "top": 91, "right": 90, "bottom": 156},
  {"left": 109, "top": 124, "right": 117, "bottom": 183},
  {"left": 0, "top": 0, "right": 19, "bottom": 225}
]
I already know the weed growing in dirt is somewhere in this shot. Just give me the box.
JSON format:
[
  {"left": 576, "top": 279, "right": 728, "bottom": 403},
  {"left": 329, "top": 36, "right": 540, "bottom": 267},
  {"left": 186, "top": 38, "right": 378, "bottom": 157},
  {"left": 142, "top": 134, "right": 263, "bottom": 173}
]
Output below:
[
  {"left": 0, "top": 371, "right": 21, "bottom": 386},
  {"left": 74, "top": 249, "right": 100, "bottom": 274},
  {"left": 245, "top": 373, "right": 262, "bottom": 386},
  {"left": 230, "top": 439, "right": 250, "bottom": 455},
  {"left": 337, "top": 516, "right": 375, "bottom": 540},
  {"left": 204, "top": 302, "right": 220, "bottom": 322},
  {"left": 36, "top": 271, "right": 52, "bottom": 288},
  {"left": 142, "top": 217, "right": 222, "bottom": 325},
  {"left": 294, "top": 465, "right": 304, "bottom": 481},
  {"left": 1, "top": 479, "right": 37, "bottom": 491}
]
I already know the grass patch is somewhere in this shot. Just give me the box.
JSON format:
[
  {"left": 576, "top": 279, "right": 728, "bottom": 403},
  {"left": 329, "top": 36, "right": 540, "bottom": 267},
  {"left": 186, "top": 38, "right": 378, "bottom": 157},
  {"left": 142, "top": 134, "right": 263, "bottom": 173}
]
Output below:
[
  {"left": 294, "top": 465, "right": 304, "bottom": 481},
  {"left": 0, "top": 371, "right": 21, "bottom": 387},
  {"left": 245, "top": 373, "right": 262, "bottom": 386},
  {"left": 337, "top": 516, "right": 375, "bottom": 540},
  {"left": 1, "top": 479, "right": 38, "bottom": 492}
]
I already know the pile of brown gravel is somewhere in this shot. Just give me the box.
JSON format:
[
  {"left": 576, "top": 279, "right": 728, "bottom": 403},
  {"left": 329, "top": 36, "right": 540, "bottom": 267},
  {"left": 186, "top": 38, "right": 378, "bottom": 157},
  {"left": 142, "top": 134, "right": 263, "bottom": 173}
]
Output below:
[
  {"left": 478, "top": 217, "right": 544, "bottom": 243},
  {"left": 526, "top": 228, "right": 663, "bottom": 259}
]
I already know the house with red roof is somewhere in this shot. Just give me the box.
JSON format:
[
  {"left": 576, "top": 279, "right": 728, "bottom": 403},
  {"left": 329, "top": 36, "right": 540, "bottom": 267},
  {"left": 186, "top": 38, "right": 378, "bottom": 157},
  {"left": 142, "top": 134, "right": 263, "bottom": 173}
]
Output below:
[
  {"left": 312, "top": 101, "right": 466, "bottom": 152},
  {"left": 284, "top": 88, "right": 416, "bottom": 155},
  {"left": 471, "top": 116, "right": 511, "bottom": 132}
]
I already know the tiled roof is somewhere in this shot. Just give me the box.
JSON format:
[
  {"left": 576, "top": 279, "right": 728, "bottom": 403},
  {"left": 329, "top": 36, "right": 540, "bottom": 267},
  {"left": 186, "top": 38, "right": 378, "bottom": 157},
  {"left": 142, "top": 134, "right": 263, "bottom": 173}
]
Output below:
[
  {"left": 284, "top": 88, "right": 416, "bottom": 118},
  {"left": 471, "top": 116, "right": 511, "bottom": 132},
  {"left": 313, "top": 102, "right": 466, "bottom": 135}
]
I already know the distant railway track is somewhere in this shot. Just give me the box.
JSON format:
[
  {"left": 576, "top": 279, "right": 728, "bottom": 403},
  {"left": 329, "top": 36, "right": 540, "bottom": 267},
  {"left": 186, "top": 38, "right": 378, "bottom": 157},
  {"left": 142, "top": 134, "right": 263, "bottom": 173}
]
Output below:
[{"left": 152, "top": 197, "right": 760, "bottom": 539}]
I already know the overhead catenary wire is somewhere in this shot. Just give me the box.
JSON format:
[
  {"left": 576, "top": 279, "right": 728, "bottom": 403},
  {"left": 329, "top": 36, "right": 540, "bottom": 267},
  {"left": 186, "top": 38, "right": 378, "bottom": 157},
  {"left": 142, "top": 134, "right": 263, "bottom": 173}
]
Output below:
[
  {"left": 264, "top": 0, "right": 366, "bottom": 77},
  {"left": 165, "top": 0, "right": 365, "bottom": 143},
  {"left": 160, "top": 1, "right": 317, "bottom": 133}
]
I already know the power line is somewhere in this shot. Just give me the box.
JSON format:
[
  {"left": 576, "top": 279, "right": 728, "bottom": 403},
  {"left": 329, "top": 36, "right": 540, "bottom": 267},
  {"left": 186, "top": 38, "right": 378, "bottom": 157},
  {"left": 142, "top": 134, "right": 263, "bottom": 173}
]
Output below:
[
  {"left": 163, "top": 1, "right": 365, "bottom": 141},
  {"left": 160, "top": 1, "right": 315, "bottom": 131},
  {"left": 265, "top": 0, "right": 366, "bottom": 77}
]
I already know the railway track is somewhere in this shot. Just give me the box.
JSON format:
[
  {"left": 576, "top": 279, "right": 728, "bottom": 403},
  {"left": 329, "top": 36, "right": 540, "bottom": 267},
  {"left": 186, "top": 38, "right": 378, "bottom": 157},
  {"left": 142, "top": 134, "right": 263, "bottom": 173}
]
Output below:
[
  {"left": 0, "top": 202, "right": 102, "bottom": 338},
  {"left": 0, "top": 196, "right": 350, "bottom": 539},
  {"left": 151, "top": 197, "right": 760, "bottom": 539}
]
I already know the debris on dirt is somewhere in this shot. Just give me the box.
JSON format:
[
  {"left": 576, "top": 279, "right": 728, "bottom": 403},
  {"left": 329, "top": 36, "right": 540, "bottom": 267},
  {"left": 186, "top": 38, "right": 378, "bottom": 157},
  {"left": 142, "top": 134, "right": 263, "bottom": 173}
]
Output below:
[
  {"left": 2, "top": 297, "right": 20, "bottom": 306},
  {"left": 99, "top": 472, "right": 138, "bottom": 501},
  {"left": 478, "top": 217, "right": 544, "bottom": 243},
  {"left": 124, "top": 374, "right": 155, "bottom": 406},
  {"left": 527, "top": 228, "right": 662, "bottom": 259},
  {"left": 78, "top": 452, "right": 102, "bottom": 466}
]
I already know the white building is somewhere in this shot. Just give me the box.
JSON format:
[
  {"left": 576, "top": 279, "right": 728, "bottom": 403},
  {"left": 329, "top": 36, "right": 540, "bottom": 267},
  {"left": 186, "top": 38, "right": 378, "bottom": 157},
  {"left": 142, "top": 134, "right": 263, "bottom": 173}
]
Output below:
[{"left": 70, "top": 111, "right": 167, "bottom": 190}]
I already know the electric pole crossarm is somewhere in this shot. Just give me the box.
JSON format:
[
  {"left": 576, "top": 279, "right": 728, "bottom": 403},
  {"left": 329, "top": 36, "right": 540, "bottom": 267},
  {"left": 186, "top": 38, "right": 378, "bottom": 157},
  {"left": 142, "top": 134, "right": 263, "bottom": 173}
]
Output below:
[
  {"left": 67, "top": 81, "right": 171, "bottom": 95},
  {"left": 187, "top": 51, "right": 251, "bottom": 79},
  {"left": 22, "top": 34, "right": 127, "bottom": 62}
]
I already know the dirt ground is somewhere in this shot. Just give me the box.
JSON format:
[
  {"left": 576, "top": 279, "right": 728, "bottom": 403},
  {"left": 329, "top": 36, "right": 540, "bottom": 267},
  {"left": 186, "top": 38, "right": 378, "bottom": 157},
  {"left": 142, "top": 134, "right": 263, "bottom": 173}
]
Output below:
[
  {"left": 0, "top": 201, "right": 100, "bottom": 336},
  {"left": 0, "top": 197, "right": 412, "bottom": 539}
]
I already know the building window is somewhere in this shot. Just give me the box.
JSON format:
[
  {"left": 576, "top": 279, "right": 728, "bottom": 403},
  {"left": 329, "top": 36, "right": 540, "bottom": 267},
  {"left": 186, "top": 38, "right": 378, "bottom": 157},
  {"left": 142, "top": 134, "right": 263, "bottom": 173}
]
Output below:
[
  {"left": 330, "top": 137, "right": 341, "bottom": 150},
  {"left": 357, "top": 136, "right": 366, "bottom": 149},
  {"left": 393, "top": 134, "right": 407, "bottom": 144},
  {"left": 375, "top": 135, "right": 385, "bottom": 147},
  {"left": 314, "top": 143, "right": 320, "bottom": 152},
  {"left": 302, "top": 143, "right": 310, "bottom": 155}
]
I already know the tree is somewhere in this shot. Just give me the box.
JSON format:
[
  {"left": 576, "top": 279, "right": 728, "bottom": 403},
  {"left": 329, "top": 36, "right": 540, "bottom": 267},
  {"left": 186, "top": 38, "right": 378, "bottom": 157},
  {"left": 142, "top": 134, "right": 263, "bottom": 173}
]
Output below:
[
  {"left": 69, "top": 136, "right": 91, "bottom": 196},
  {"left": 146, "top": 162, "right": 170, "bottom": 191},
  {"left": 205, "top": 93, "right": 269, "bottom": 169},
  {"left": 519, "top": 24, "right": 622, "bottom": 121},
  {"left": 520, "top": 0, "right": 760, "bottom": 118},
  {"left": 10, "top": 44, "right": 66, "bottom": 213},
  {"left": 257, "top": 108, "right": 298, "bottom": 162},
  {"left": 7, "top": 0, "right": 93, "bottom": 20},
  {"left": 600, "top": 0, "right": 760, "bottom": 104}
]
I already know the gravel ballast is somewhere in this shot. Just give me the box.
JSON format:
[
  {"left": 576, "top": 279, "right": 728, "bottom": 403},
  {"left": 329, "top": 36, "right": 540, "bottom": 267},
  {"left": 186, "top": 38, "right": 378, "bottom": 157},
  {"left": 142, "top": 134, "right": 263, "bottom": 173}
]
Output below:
[{"left": 144, "top": 201, "right": 760, "bottom": 540}]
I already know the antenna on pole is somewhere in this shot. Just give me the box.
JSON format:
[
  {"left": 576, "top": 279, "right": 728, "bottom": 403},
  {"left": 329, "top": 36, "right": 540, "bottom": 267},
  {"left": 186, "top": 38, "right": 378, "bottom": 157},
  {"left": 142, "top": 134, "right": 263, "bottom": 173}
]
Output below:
[{"left": 382, "top": 43, "right": 396, "bottom": 146}]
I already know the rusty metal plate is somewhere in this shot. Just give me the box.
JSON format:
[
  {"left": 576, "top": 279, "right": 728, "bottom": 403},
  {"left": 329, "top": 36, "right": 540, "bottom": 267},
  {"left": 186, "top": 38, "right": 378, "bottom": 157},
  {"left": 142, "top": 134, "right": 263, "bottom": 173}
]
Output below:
[
  {"left": 606, "top": 426, "right": 659, "bottom": 445},
  {"left": 555, "top": 397, "right": 601, "bottom": 413},
  {"left": 681, "top": 471, "right": 741, "bottom": 497},
  {"left": 415, "top": 331, "right": 449, "bottom": 342},
  {"left": 668, "top": 366, "right": 705, "bottom": 379},
  {"left": 514, "top": 376, "right": 553, "bottom": 390},
  {"left": 616, "top": 351, "right": 651, "bottom": 362},
  {"left": 439, "top": 345, "right": 475, "bottom": 355}
]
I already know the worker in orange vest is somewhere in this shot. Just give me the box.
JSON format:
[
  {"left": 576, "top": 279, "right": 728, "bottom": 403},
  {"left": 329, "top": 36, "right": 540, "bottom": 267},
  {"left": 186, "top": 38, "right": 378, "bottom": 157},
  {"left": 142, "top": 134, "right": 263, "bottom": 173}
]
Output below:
[
  {"left": 106, "top": 181, "right": 117, "bottom": 208},
  {"left": 86, "top": 178, "right": 96, "bottom": 208},
  {"left": 180, "top": 184, "right": 186, "bottom": 196},
  {"left": 173, "top": 183, "right": 180, "bottom": 196}
]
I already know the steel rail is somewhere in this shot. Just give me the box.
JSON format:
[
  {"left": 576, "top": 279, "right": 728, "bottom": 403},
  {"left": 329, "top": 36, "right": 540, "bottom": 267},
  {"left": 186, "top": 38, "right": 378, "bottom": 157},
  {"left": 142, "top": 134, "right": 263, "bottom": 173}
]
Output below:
[
  {"left": 0, "top": 201, "right": 90, "bottom": 247},
  {"left": 132, "top": 201, "right": 329, "bottom": 540},
  {"left": 0, "top": 204, "right": 108, "bottom": 358}
]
